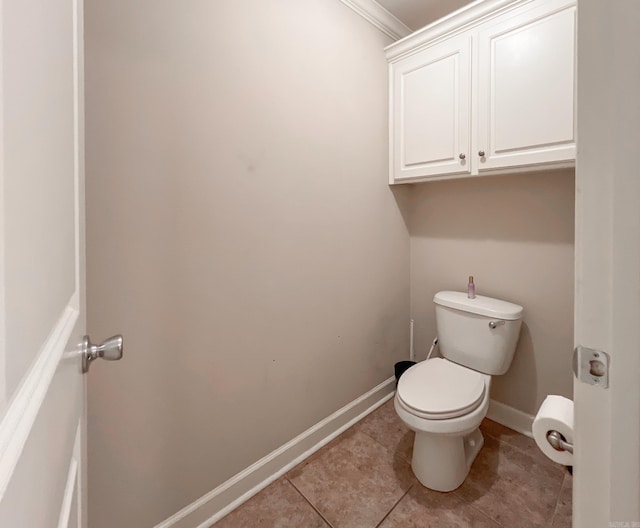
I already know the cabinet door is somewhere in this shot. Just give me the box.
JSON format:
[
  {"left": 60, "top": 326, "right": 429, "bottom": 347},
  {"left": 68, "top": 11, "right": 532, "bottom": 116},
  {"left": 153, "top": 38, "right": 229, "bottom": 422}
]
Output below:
[
  {"left": 390, "top": 34, "right": 471, "bottom": 183},
  {"left": 476, "top": 0, "right": 576, "bottom": 172}
]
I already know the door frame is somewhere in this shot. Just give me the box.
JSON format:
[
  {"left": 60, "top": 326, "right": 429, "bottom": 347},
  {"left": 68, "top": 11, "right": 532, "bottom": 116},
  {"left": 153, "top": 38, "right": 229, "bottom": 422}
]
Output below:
[{"left": 573, "top": 0, "right": 640, "bottom": 525}]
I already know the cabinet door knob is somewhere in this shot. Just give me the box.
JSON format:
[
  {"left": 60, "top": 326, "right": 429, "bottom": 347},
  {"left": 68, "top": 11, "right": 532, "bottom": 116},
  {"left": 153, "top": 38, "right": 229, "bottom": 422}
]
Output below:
[
  {"left": 478, "top": 150, "right": 486, "bottom": 157},
  {"left": 459, "top": 153, "right": 466, "bottom": 160}
]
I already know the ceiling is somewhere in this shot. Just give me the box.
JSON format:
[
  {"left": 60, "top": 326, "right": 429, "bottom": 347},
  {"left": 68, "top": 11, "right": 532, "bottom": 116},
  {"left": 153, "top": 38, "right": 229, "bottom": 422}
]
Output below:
[{"left": 376, "top": 0, "right": 476, "bottom": 31}]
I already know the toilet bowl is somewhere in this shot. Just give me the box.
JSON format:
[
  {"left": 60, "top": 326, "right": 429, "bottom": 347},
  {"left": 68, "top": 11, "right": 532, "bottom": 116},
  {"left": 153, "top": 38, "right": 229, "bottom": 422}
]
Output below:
[
  {"left": 395, "top": 291, "right": 523, "bottom": 492},
  {"left": 395, "top": 358, "right": 491, "bottom": 491}
]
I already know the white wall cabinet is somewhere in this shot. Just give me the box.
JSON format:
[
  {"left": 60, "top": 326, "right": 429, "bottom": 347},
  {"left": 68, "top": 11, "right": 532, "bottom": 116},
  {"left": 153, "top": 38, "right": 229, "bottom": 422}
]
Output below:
[
  {"left": 391, "top": 34, "right": 472, "bottom": 182},
  {"left": 387, "top": 0, "right": 576, "bottom": 184}
]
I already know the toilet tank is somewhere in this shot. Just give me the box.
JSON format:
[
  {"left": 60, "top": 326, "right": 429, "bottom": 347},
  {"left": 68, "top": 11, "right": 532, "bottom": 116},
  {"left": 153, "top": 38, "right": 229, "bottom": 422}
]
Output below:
[{"left": 434, "top": 291, "right": 523, "bottom": 375}]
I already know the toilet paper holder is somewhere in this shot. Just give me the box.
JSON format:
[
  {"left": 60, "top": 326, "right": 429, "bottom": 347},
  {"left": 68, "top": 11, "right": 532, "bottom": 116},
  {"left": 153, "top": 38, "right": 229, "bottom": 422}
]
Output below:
[{"left": 547, "top": 430, "right": 573, "bottom": 454}]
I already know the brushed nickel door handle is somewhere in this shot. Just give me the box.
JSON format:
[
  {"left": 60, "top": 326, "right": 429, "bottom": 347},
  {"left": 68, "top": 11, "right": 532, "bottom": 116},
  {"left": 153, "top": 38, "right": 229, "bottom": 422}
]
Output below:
[{"left": 82, "top": 334, "right": 123, "bottom": 373}]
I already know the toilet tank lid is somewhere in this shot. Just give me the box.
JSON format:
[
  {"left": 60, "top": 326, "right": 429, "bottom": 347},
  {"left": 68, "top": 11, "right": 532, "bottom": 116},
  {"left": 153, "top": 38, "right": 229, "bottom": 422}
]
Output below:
[{"left": 434, "top": 291, "right": 523, "bottom": 320}]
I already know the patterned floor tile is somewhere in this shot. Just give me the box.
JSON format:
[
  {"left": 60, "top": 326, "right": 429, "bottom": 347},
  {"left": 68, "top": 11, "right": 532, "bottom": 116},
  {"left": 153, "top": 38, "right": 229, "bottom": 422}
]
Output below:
[
  {"left": 379, "top": 484, "right": 501, "bottom": 528},
  {"left": 454, "top": 433, "right": 565, "bottom": 527},
  {"left": 288, "top": 428, "right": 415, "bottom": 528},
  {"left": 212, "top": 401, "right": 572, "bottom": 528},
  {"left": 480, "top": 418, "right": 559, "bottom": 469},
  {"left": 213, "top": 477, "right": 328, "bottom": 528},
  {"left": 352, "top": 398, "right": 414, "bottom": 462},
  {"left": 551, "top": 471, "right": 573, "bottom": 528}
]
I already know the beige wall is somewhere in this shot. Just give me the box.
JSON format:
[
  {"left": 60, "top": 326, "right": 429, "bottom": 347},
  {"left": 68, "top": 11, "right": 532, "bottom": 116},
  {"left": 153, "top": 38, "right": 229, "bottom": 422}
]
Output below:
[
  {"left": 84, "top": 1, "right": 409, "bottom": 527},
  {"left": 408, "top": 170, "right": 575, "bottom": 415},
  {"left": 376, "top": 0, "right": 475, "bottom": 31},
  {"left": 85, "top": 0, "right": 576, "bottom": 524}
]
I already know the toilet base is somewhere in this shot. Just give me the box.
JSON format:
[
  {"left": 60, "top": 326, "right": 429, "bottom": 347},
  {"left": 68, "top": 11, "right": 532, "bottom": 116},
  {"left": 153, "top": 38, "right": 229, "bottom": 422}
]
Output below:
[{"left": 411, "top": 428, "right": 484, "bottom": 492}]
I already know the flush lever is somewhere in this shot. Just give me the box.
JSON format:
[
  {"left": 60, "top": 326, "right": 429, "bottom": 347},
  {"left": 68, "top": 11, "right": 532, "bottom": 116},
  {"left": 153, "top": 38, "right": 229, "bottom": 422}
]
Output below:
[
  {"left": 82, "top": 335, "right": 124, "bottom": 373},
  {"left": 488, "top": 320, "right": 505, "bottom": 329}
]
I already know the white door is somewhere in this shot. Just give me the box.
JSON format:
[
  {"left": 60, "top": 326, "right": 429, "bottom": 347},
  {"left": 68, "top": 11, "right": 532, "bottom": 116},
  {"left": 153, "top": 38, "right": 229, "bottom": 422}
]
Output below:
[
  {"left": 390, "top": 33, "right": 472, "bottom": 183},
  {"left": 0, "top": 0, "right": 90, "bottom": 526},
  {"left": 574, "top": 0, "right": 640, "bottom": 526}
]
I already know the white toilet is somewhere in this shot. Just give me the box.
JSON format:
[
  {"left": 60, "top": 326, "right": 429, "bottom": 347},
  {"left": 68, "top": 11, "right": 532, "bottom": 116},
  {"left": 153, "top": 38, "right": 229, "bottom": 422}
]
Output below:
[{"left": 395, "top": 291, "right": 523, "bottom": 492}]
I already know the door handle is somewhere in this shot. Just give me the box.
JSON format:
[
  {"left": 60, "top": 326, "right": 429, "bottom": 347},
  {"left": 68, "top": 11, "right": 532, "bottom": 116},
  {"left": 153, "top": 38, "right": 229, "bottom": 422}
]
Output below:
[{"left": 82, "top": 334, "right": 123, "bottom": 373}]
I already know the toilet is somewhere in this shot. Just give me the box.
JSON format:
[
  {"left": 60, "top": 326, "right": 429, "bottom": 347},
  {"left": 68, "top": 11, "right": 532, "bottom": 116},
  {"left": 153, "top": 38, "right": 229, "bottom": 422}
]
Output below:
[{"left": 395, "top": 291, "right": 523, "bottom": 492}]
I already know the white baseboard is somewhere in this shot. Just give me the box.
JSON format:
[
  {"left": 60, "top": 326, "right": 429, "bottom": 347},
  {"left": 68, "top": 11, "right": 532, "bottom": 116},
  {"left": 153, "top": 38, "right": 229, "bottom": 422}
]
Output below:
[
  {"left": 487, "top": 399, "right": 535, "bottom": 439},
  {"left": 154, "top": 376, "right": 396, "bottom": 528}
]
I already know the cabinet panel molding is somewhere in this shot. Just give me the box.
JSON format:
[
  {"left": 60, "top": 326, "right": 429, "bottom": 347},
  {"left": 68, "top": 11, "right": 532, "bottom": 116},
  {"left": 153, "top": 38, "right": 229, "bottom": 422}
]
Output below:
[
  {"left": 387, "top": 0, "right": 576, "bottom": 184},
  {"left": 477, "top": 0, "right": 576, "bottom": 172},
  {"left": 390, "top": 34, "right": 472, "bottom": 183}
]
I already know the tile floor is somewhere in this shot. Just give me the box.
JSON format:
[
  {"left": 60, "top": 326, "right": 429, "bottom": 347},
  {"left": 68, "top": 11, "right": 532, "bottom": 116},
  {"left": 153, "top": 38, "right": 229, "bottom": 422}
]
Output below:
[{"left": 213, "top": 398, "right": 572, "bottom": 528}]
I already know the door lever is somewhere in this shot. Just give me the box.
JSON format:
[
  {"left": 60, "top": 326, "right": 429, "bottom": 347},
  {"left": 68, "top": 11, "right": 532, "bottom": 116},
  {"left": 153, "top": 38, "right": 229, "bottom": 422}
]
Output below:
[{"left": 82, "top": 335, "right": 123, "bottom": 373}]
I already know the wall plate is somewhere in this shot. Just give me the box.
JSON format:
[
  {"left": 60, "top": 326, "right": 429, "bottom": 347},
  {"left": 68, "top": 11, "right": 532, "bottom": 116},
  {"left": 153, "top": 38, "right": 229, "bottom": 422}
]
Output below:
[{"left": 573, "top": 345, "right": 609, "bottom": 388}]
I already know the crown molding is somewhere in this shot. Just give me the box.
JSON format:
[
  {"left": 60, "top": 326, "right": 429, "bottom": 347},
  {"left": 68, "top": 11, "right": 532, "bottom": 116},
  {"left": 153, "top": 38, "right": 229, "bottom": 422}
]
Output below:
[
  {"left": 338, "top": 0, "right": 412, "bottom": 41},
  {"left": 385, "top": 0, "right": 535, "bottom": 60}
]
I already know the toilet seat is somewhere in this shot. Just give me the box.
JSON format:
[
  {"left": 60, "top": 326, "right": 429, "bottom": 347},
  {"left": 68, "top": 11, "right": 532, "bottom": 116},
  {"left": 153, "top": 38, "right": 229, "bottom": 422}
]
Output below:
[{"left": 397, "top": 358, "right": 485, "bottom": 420}]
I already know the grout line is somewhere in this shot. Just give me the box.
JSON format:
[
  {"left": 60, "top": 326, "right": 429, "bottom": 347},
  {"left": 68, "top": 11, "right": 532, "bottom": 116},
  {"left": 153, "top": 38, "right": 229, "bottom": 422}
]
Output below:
[
  {"left": 468, "top": 426, "right": 566, "bottom": 527},
  {"left": 482, "top": 430, "right": 532, "bottom": 462},
  {"left": 357, "top": 427, "right": 406, "bottom": 461},
  {"left": 451, "top": 487, "right": 497, "bottom": 526},
  {"left": 359, "top": 427, "right": 414, "bottom": 466},
  {"left": 373, "top": 484, "right": 413, "bottom": 528},
  {"left": 548, "top": 472, "right": 569, "bottom": 527},
  {"left": 286, "top": 477, "right": 335, "bottom": 528},
  {"left": 466, "top": 501, "right": 508, "bottom": 528},
  {"left": 486, "top": 434, "right": 531, "bottom": 457},
  {"left": 481, "top": 424, "right": 559, "bottom": 472},
  {"left": 451, "top": 428, "right": 526, "bottom": 528},
  {"left": 482, "top": 427, "right": 526, "bottom": 453},
  {"left": 551, "top": 475, "right": 567, "bottom": 521},
  {"left": 353, "top": 398, "right": 415, "bottom": 465}
]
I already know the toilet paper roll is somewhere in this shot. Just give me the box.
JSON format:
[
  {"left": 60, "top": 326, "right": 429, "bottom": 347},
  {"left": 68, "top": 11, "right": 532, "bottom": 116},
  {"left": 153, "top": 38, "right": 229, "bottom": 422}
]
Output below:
[{"left": 532, "top": 395, "right": 574, "bottom": 466}]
